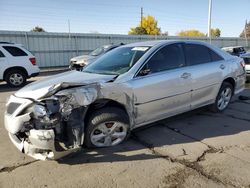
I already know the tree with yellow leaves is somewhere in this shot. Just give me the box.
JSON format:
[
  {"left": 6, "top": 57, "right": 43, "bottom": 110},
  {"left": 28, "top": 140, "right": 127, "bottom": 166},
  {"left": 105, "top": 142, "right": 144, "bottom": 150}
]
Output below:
[
  {"left": 210, "top": 28, "right": 221, "bottom": 37},
  {"left": 129, "top": 15, "right": 161, "bottom": 35},
  {"left": 177, "top": 30, "right": 206, "bottom": 37}
]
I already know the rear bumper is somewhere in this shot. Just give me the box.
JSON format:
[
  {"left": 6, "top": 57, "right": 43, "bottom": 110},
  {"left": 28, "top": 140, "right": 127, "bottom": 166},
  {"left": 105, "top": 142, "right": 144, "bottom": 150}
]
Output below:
[{"left": 235, "top": 73, "right": 246, "bottom": 95}]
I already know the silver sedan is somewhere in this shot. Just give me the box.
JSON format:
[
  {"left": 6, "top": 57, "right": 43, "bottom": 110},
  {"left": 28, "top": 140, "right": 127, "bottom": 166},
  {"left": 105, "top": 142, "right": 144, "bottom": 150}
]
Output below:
[{"left": 5, "top": 40, "right": 246, "bottom": 160}]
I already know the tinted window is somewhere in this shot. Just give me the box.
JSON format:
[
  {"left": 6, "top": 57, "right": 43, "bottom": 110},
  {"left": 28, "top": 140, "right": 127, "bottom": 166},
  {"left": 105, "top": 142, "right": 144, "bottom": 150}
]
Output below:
[
  {"left": 145, "top": 43, "right": 185, "bottom": 74},
  {"left": 0, "top": 50, "right": 5, "bottom": 57},
  {"left": 210, "top": 49, "right": 223, "bottom": 61},
  {"left": 3, "top": 46, "right": 28, "bottom": 56},
  {"left": 185, "top": 44, "right": 211, "bottom": 65}
]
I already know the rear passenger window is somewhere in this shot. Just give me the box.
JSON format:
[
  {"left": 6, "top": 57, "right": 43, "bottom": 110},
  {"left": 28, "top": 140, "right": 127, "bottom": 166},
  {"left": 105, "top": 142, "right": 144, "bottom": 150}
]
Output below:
[
  {"left": 210, "top": 50, "right": 224, "bottom": 61},
  {"left": 3, "top": 46, "right": 27, "bottom": 56},
  {"left": 145, "top": 43, "right": 185, "bottom": 74},
  {"left": 185, "top": 44, "right": 223, "bottom": 65},
  {"left": 0, "top": 50, "right": 5, "bottom": 57},
  {"left": 185, "top": 44, "right": 211, "bottom": 65}
]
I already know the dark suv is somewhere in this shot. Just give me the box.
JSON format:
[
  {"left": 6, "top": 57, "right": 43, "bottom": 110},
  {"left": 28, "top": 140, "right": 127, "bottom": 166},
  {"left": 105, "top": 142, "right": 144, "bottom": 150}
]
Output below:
[{"left": 222, "top": 46, "right": 246, "bottom": 56}]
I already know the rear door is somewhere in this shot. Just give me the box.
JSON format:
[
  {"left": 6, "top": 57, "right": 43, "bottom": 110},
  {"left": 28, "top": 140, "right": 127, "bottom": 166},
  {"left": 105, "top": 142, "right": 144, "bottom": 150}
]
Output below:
[
  {"left": 0, "top": 48, "right": 8, "bottom": 80},
  {"left": 2, "top": 45, "right": 29, "bottom": 68},
  {"left": 128, "top": 43, "right": 192, "bottom": 126},
  {"left": 184, "top": 43, "right": 225, "bottom": 109}
]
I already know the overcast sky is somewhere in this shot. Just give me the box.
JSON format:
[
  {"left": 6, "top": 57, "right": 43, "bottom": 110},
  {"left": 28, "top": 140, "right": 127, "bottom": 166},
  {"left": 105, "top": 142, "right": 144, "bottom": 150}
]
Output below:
[{"left": 0, "top": 0, "right": 249, "bottom": 37}]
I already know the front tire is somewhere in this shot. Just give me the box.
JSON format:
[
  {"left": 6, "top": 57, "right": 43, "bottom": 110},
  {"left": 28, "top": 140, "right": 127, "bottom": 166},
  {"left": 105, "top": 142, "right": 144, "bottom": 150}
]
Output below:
[
  {"left": 210, "top": 82, "right": 233, "bottom": 112},
  {"left": 84, "top": 107, "right": 130, "bottom": 148},
  {"left": 5, "top": 70, "right": 27, "bottom": 87}
]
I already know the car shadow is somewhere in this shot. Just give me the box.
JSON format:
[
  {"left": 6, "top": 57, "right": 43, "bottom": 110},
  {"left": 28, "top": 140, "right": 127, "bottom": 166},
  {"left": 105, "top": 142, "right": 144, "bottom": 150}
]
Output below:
[{"left": 58, "top": 89, "right": 250, "bottom": 165}]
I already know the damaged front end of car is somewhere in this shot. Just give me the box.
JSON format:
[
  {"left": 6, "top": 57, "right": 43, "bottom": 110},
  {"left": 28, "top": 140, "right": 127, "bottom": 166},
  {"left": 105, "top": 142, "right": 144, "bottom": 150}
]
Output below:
[{"left": 5, "top": 82, "right": 100, "bottom": 160}]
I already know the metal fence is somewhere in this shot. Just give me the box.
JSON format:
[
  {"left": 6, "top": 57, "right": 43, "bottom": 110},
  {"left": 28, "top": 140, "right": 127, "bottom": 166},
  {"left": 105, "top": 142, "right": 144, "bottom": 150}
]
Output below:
[{"left": 0, "top": 30, "right": 249, "bottom": 68}]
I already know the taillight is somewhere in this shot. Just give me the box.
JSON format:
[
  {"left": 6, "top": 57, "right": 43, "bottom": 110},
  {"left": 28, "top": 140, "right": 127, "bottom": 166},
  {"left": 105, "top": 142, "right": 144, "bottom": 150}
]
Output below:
[
  {"left": 240, "top": 60, "right": 245, "bottom": 69},
  {"left": 29, "top": 57, "right": 36, "bottom": 65}
]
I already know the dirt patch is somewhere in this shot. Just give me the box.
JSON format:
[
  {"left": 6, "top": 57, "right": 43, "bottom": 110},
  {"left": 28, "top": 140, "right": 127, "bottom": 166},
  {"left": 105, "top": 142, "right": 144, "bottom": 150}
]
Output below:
[
  {"left": 163, "top": 168, "right": 194, "bottom": 188},
  {"left": 0, "top": 160, "right": 38, "bottom": 173}
]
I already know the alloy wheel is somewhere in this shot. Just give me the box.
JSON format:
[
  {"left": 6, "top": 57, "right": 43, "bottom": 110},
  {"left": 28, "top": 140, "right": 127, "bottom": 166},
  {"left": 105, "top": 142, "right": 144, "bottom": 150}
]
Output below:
[
  {"left": 9, "top": 73, "right": 24, "bottom": 86},
  {"left": 217, "top": 87, "right": 232, "bottom": 111},
  {"left": 90, "top": 121, "right": 127, "bottom": 147}
]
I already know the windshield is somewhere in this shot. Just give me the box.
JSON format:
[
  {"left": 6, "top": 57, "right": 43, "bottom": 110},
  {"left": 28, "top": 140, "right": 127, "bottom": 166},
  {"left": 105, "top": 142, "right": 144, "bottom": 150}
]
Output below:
[
  {"left": 89, "top": 47, "right": 105, "bottom": 56},
  {"left": 83, "top": 46, "right": 150, "bottom": 75}
]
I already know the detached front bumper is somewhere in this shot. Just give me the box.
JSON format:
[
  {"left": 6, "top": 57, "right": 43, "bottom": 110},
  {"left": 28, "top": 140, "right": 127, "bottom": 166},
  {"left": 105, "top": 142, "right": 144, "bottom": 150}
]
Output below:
[
  {"left": 7, "top": 125, "right": 77, "bottom": 160},
  {"left": 5, "top": 107, "right": 58, "bottom": 160},
  {"left": 5, "top": 95, "right": 80, "bottom": 160},
  {"left": 8, "top": 129, "right": 56, "bottom": 160}
]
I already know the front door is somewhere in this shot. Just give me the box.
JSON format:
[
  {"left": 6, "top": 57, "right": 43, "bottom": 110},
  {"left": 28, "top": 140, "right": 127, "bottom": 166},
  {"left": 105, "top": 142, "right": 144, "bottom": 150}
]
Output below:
[{"left": 128, "top": 43, "right": 192, "bottom": 126}]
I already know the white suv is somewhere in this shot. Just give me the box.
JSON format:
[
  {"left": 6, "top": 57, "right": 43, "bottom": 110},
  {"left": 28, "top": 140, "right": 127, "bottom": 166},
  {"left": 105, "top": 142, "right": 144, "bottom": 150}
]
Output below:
[{"left": 0, "top": 42, "right": 40, "bottom": 87}]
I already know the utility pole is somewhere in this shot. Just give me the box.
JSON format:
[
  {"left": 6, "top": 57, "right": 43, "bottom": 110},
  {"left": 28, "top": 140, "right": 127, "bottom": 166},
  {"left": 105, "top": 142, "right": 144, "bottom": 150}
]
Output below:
[
  {"left": 208, "top": 0, "right": 212, "bottom": 43},
  {"left": 68, "top": 19, "right": 71, "bottom": 39},
  {"left": 141, "top": 7, "right": 143, "bottom": 27},
  {"left": 244, "top": 19, "right": 249, "bottom": 47}
]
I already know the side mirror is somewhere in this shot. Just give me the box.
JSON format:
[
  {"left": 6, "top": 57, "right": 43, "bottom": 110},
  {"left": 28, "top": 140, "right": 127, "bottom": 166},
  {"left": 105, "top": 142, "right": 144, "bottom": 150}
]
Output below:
[{"left": 139, "top": 68, "right": 151, "bottom": 76}]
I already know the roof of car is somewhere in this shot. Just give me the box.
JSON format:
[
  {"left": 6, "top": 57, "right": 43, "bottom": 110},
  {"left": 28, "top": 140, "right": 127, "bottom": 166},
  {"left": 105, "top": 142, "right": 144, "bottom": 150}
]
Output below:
[
  {"left": 103, "top": 43, "right": 124, "bottom": 49},
  {"left": 123, "top": 40, "right": 168, "bottom": 47},
  {"left": 222, "top": 46, "right": 244, "bottom": 50},
  {"left": 123, "top": 40, "right": 210, "bottom": 47},
  {"left": 0, "top": 42, "right": 14, "bottom": 44},
  {"left": 0, "top": 42, "right": 23, "bottom": 47}
]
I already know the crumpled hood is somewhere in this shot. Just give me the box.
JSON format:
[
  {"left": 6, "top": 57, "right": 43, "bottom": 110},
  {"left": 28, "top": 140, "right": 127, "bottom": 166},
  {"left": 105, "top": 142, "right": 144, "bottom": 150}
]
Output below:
[
  {"left": 71, "top": 55, "right": 97, "bottom": 65},
  {"left": 15, "top": 71, "right": 115, "bottom": 100}
]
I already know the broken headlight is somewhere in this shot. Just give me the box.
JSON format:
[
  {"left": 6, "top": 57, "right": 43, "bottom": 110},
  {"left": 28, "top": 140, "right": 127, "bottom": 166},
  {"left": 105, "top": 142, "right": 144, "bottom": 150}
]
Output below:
[
  {"left": 33, "top": 104, "right": 47, "bottom": 118},
  {"left": 29, "top": 100, "right": 61, "bottom": 130}
]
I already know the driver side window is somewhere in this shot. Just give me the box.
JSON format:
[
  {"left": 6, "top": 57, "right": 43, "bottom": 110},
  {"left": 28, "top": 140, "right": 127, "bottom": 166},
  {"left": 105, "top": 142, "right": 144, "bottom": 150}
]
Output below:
[{"left": 139, "top": 43, "right": 185, "bottom": 76}]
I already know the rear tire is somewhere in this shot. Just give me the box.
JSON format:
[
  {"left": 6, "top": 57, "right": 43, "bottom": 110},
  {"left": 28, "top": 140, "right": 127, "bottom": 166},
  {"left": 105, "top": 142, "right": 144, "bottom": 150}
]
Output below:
[
  {"left": 84, "top": 107, "right": 130, "bottom": 148},
  {"left": 5, "top": 69, "right": 27, "bottom": 87},
  {"left": 210, "top": 82, "right": 233, "bottom": 112}
]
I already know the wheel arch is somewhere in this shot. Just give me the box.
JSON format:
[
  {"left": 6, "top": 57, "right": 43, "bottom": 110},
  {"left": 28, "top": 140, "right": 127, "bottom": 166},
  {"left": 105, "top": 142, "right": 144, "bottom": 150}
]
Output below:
[
  {"left": 222, "top": 77, "right": 236, "bottom": 94},
  {"left": 3, "top": 66, "right": 28, "bottom": 81},
  {"left": 84, "top": 98, "right": 130, "bottom": 128}
]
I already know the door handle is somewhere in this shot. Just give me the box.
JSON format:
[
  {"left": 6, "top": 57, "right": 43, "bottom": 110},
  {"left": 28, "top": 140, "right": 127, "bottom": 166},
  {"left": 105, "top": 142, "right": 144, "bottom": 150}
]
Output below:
[
  {"left": 180, "top": 72, "right": 191, "bottom": 79},
  {"left": 220, "top": 64, "right": 225, "bottom": 70}
]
